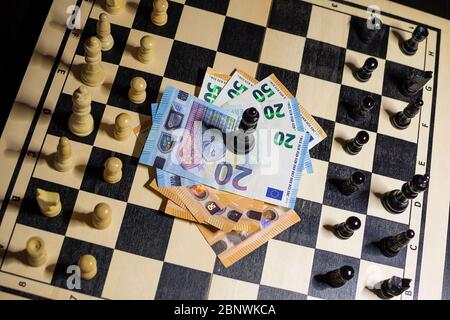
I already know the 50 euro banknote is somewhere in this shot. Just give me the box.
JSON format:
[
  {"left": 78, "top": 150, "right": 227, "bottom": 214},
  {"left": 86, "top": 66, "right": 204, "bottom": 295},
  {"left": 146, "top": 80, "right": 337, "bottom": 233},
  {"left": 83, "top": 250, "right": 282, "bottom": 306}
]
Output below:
[
  {"left": 163, "top": 199, "right": 300, "bottom": 268},
  {"left": 140, "top": 87, "right": 310, "bottom": 208},
  {"left": 198, "top": 67, "right": 231, "bottom": 104},
  {"left": 149, "top": 179, "right": 268, "bottom": 232},
  {"left": 213, "top": 69, "right": 258, "bottom": 106},
  {"left": 225, "top": 73, "right": 327, "bottom": 149}
]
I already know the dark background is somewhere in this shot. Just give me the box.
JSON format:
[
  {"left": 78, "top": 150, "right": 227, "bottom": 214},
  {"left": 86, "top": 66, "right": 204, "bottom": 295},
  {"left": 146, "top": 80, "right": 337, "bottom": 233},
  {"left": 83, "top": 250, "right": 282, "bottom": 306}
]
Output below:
[{"left": 1, "top": 0, "right": 449, "bottom": 135}]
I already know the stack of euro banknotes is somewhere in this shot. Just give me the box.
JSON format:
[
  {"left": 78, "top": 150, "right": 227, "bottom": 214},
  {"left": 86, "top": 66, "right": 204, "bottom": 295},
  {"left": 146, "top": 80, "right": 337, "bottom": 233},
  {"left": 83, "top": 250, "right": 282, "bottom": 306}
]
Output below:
[{"left": 139, "top": 68, "right": 327, "bottom": 267}]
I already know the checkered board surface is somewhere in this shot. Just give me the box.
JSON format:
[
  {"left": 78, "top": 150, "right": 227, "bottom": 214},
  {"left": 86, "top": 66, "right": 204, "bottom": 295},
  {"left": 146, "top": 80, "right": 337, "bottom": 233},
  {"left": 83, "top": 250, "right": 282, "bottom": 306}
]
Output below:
[{"left": 0, "top": 0, "right": 445, "bottom": 300}]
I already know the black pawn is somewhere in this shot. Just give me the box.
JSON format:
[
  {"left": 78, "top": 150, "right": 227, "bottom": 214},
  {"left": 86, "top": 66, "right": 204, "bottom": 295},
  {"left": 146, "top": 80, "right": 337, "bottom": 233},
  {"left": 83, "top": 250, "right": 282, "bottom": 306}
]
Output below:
[
  {"left": 338, "top": 171, "right": 365, "bottom": 196},
  {"left": 392, "top": 99, "right": 423, "bottom": 130},
  {"left": 239, "top": 107, "right": 259, "bottom": 131},
  {"left": 227, "top": 107, "right": 260, "bottom": 155},
  {"left": 382, "top": 174, "right": 430, "bottom": 214},
  {"left": 379, "top": 229, "right": 415, "bottom": 257},
  {"left": 355, "top": 57, "right": 378, "bottom": 82},
  {"left": 360, "top": 16, "right": 383, "bottom": 43},
  {"left": 323, "top": 266, "right": 355, "bottom": 288},
  {"left": 401, "top": 25, "right": 429, "bottom": 56},
  {"left": 345, "top": 131, "right": 370, "bottom": 155},
  {"left": 401, "top": 70, "right": 433, "bottom": 97},
  {"left": 351, "top": 96, "right": 375, "bottom": 121},
  {"left": 378, "top": 276, "right": 411, "bottom": 299},
  {"left": 334, "top": 216, "right": 361, "bottom": 239}
]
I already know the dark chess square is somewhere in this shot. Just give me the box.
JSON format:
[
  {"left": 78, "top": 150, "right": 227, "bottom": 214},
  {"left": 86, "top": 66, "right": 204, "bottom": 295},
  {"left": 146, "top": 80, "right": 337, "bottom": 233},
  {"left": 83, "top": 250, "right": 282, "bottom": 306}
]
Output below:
[
  {"left": 108, "top": 66, "right": 162, "bottom": 115},
  {"left": 300, "top": 38, "right": 346, "bottom": 84},
  {"left": 51, "top": 237, "right": 113, "bottom": 297},
  {"left": 17, "top": 178, "right": 78, "bottom": 236},
  {"left": 116, "top": 203, "right": 174, "bottom": 261},
  {"left": 218, "top": 17, "right": 265, "bottom": 62}
]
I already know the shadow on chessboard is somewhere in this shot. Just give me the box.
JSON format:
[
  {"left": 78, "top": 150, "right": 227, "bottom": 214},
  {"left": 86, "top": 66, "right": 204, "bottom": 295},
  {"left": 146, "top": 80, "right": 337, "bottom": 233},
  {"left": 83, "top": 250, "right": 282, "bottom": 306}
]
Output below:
[
  {"left": 334, "top": 136, "right": 348, "bottom": 149},
  {"left": 391, "top": 29, "right": 407, "bottom": 53}
]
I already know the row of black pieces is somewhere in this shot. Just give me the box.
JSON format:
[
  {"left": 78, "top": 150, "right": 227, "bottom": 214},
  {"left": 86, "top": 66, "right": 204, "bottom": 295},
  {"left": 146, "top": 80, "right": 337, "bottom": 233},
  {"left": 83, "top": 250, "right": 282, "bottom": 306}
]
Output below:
[
  {"left": 353, "top": 57, "right": 432, "bottom": 96},
  {"left": 359, "top": 16, "right": 428, "bottom": 57},
  {"left": 317, "top": 266, "right": 411, "bottom": 299},
  {"left": 337, "top": 172, "right": 429, "bottom": 214},
  {"left": 334, "top": 216, "right": 415, "bottom": 256},
  {"left": 344, "top": 98, "right": 423, "bottom": 155},
  {"left": 346, "top": 96, "right": 424, "bottom": 136}
]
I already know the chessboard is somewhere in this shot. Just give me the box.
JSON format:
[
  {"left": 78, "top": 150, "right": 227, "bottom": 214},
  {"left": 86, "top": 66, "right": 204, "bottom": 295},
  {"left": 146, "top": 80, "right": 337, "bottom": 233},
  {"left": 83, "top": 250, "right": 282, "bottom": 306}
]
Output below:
[{"left": 0, "top": 0, "right": 449, "bottom": 300}]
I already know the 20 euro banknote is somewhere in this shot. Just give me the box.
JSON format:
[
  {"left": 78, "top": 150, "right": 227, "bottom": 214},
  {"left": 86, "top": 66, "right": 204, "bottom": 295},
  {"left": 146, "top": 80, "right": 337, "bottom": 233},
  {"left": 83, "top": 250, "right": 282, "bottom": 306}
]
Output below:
[{"left": 140, "top": 87, "right": 310, "bottom": 208}]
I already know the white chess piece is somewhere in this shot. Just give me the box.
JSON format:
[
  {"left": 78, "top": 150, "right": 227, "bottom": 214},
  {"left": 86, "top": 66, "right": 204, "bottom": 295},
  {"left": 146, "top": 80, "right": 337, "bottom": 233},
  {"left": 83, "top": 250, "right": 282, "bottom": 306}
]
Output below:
[
  {"left": 26, "top": 237, "right": 47, "bottom": 267},
  {"left": 54, "top": 136, "right": 74, "bottom": 172},
  {"left": 106, "top": 0, "right": 125, "bottom": 15},
  {"left": 97, "top": 13, "right": 114, "bottom": 51},
  {"left": 128, "top": 77, "right": 147, "bottom": 104},
  {"left": 69, "top": 86, "right": 94, "bottom": 137},
  {"left": 151, "top": 0, "right": 168, "bottom": 26},
  {"left": 78, "top": 255, "right": 97, "bottom": 280},
  {"left": 91, "top": 202, "right": 112, "bottom": 230},
  {"left": 103, "top": 157, "right": 123, "bottom": 184},
  {"left": 114, "top": 113, "right": 132, "bottom": 141},
  {"left": 137, "top": 35, "right": 154, "bottom": 64},
  {"left": 365, "top": 265, "right": 383, "bottom": 290},
  {"left": 81, "top": 36, "right": 105, "bottom": 87},
  {"left": 36, "top": 188, "right": 62, "bottom": 217}
]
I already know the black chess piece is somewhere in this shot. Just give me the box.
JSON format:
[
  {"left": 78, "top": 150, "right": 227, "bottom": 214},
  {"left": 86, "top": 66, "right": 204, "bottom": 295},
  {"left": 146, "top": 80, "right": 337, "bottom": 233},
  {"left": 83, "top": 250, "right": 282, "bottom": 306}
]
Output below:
[
  {"left": 334, "top": 216, "right": 361, "bottom": 239},
  {"left": 323, "top": 266, "right": 355, "bottom": 288},
  {"left": 345, "top": 131, "right": 370, "bottom": 155},
  {"left": 359, "top": 16, "right": 383, "bottom": 43},
  {"left": 400, "top": 70, "right": 433, "bottom": 97},
  {"left": 378, "top": 276, "right": 411, "bottom": 299},
  {"left": 226, "top": 107, "right": 260, "bottom": 155},
  {"left": 379, "top": 229, "right": 415, "bottom": 257},
  {"left": 391, "top": 99, "right": 424, "bottom": 130},
  {"left": 351, "top": 96, "right": 375, "bottom": 121},
  {"left": 382, "top": 174, "right": 430, "bottom": 214},
  {"left": 355, "top": 57, "right": 378, "bottom": 82},
  {"left": 338, "top": 171, "right": 365, "bottom": 196},
  {"left": 401, "top": 25, "right": 429, "bottom": 56}
]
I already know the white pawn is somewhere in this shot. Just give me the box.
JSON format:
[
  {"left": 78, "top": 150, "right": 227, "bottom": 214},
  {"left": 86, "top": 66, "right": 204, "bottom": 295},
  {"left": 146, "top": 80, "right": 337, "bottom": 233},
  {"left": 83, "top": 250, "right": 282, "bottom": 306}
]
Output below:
[
  {"left": 78, "top": 254, "right": 97, "bottom": 280},
  {"left": 69, "top": 86, "right": 94, "bottom": 137},
  {"left": 106, "top": 0, "right": 125, "bottom": 15},
  {"left": 151, "top": 0, "right": 169, "bottom": 26},
  {"left": 128, "top": 77, "right": 147, "bottom": 104},
  {"left": 36, "top": 188, "right": 62, "bottom": 217},
  {"left": 81, "top": 36, "right": 105, "bottom": 87},
  {"left": 97, "top": 13, "right": 114, "bottom": 52},
  {"left": 26, "top": 237, "right": 47, "bottom": 267},
  {"left": 54, "top": 136, "right": 74, "bottom": 172},
  {"left": 137, "top": 35, "right": 154, "bottom": 64},
  {"left": 114, "top": 113, "right": 132, "bottom": 141},
  {"left": 103, "top": 157, "right": 123, "bottom": 184},
  {"left": 91, "top": 202, "right": 112, "bottom": 230}
]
